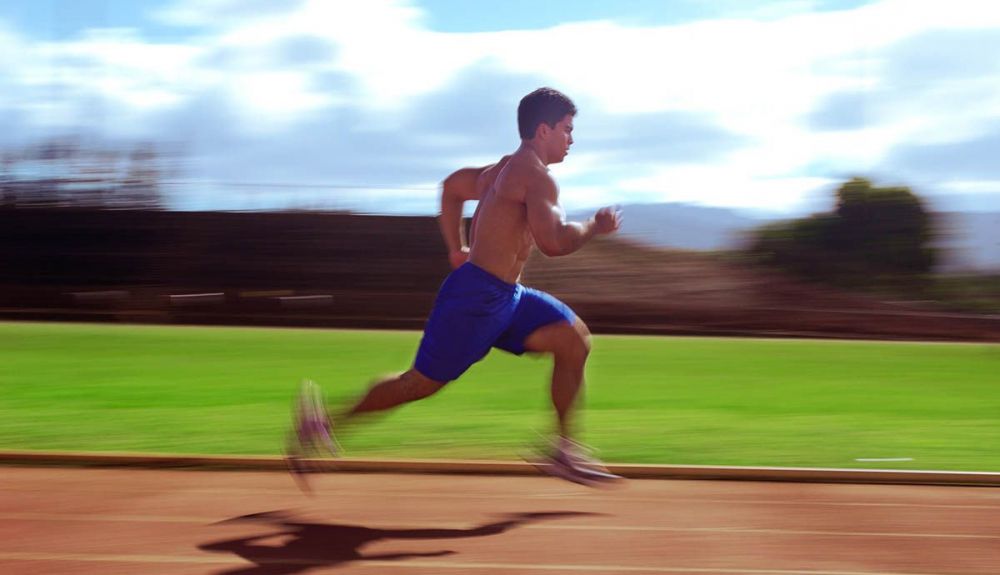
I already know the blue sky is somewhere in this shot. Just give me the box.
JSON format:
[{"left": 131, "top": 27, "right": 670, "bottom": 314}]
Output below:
[
  {"left": 421, "top": 0, "right": 875, "bottom": 31},
  {"left": 0, "top": 0, "right": 874, "bottom": 36},
  {"left": 1, "top": 0, "right": 998, "bottom": 214}
]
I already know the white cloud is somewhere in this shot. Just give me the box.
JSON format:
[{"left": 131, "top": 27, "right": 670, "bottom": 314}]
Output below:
[
  {"left": 226, "top": 71, "right": 332, "bottom": 129},
  {"left": 0, "top": 21, "right": 21, "bottom": 71},
  {"left": 2, "top": 0, "right": 999, "bottom": 213},
  {"left": 616, "top": 164, "right": 833, "bottom": 213}
]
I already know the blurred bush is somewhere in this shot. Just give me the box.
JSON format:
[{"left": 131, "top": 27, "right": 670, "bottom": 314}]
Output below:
[
  {"left": 0, "top": 138, "right": 165, "bottom": 210},
  {"left": 749, "top": 177, "right": 936, "bottom": 289}
]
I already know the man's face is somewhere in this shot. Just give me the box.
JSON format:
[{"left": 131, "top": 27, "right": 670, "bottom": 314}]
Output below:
[{"left": 546, "top": 114, "right": 574, "bottom": 163}]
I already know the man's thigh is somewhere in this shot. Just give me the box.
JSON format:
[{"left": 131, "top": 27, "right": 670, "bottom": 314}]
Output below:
[{"left": 494, "top": 288, "right": 579, "bottom": 355}]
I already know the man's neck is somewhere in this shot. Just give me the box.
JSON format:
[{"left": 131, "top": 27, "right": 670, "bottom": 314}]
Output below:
[{"left": 519, "top": 140, "right": 550, "bottom": 166}]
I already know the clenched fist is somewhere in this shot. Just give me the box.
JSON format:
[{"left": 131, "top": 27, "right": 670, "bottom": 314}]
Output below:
[{"left": 593, "top": 206, "right": 622, "bottom": 235}]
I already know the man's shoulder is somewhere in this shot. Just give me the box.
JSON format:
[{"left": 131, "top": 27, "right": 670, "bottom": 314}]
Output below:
[
  {"left": 490, "top": 151, "right": 554, "bottom": 205},
  {"left": 503, "top": 152, "right": 551, "bottom": 184}
]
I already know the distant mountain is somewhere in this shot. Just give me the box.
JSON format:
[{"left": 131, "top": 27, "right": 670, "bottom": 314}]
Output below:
[
  {"left": 569, "top": 203, "right": 1000, "bottom": 272},
  {"left": 925, "top": 192, "right": 1000, "bottom": 213},
  {"left": 935, "top": 212, "right": 1000, "bottom": 272},
  {"left": 568, "top": 203, "right": 762, "bottom": 252}
]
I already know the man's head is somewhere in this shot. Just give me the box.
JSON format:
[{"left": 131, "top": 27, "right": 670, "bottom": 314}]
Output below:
[{"left": 518, "top": 87, "right": 576, "bottom": 164}]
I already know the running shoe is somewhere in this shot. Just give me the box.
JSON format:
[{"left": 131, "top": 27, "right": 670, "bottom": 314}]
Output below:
[
  {"left": 285, "top": 379, "right": 338, "bottom": 492},
  {"left": 530, "top": 436, "right": 623, "bottom": 487}
]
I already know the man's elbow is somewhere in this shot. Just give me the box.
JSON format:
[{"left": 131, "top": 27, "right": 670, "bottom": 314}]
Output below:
[
  {"left": 441, "top": 168, "right": 480, "bottom": 202},
  {"left": 535, "top": 240, "right": 568, "bottom": 257},
  {"left": 440, "top": 173, "right": 458, "bottom": 200}
]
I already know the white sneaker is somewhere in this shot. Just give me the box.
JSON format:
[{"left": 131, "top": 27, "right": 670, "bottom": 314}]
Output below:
[
  {"left": 285, "top": 380, "right": 338, "bottom": 492},
  {"left": 532, "top": 436, "right": 623, "bottom": 487}
]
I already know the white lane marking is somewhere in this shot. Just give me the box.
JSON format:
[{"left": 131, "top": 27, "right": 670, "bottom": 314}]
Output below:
[
  {"left": 855, "top": 459, "right": 914, "bottom": 462},
  {"left": 532, "top": 525, "right": 1000, "bottom": 540},
  {"left": 2, "top": 512, "right": 997, "bottom": 540},
  {"left": 1, "top": 484, "right": 997, "bottom": 510},
  {"left": 0, "top": 551, "right": 963, "bottom": 575},
  {"left": 0, "top": 512, "right": 208, "bottom": 524}
]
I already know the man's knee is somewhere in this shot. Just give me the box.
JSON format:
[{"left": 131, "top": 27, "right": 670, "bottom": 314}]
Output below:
[
  {"left": 569, "top": 320, "right": 592, "bottom": 361},
  {"left": 554, "top": 320, "right": 591, "bottom": 363},
  {"left": 573, "top": 319, "right": 592, "bottom": 354},
  {"left": 524, "top": 319, "right": 591, "bottom": 361}
]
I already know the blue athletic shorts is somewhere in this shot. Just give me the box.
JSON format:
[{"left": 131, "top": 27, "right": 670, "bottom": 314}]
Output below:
[{"left": 413, "top": 262, "right": 576, "bottom": 383}]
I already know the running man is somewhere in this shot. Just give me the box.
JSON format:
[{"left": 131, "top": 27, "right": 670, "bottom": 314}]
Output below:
[{"left": 289, "top": 87, "right": 622, "bottom": 486}]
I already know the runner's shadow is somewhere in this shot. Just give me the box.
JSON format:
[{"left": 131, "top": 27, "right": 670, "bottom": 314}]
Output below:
[{"left": 199, "top": 510, "right": 596, "bottom": 574}]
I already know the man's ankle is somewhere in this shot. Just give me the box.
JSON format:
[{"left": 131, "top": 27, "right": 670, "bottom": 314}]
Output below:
[{"left": 557, "top": 434, "right": 575, "bottom": 452}]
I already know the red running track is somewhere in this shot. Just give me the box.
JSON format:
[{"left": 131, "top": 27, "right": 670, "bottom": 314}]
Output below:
[{"left": 0, "top": 466, "right": 998, "bottom": 574}]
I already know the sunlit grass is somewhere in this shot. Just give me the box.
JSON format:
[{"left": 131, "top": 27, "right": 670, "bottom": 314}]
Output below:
[{"left": 1, "top": 321, "right": 997, "bottom": 471}]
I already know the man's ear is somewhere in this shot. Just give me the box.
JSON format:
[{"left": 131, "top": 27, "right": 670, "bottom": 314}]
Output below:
[{"left": 536, "top": 122, "right": 550, "bottom": 140}]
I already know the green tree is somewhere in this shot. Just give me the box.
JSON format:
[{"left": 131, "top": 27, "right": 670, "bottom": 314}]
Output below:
[
  {"left": 749, "top": 177, "right": 936, "bottom": 285},
  {"left": 831, "top": 177, "right": 934, "bottom": 275}
]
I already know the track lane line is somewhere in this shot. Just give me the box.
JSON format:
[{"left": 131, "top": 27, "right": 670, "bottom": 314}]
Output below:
[
  {"left": 0, "top": 551, "right": 973, "bottom": 575},
  {"left": 1, "top": 483, "right": 997, "bottom": 510},
  {"left": 2, "top": 512, "right": 996, "bottom": 540}
]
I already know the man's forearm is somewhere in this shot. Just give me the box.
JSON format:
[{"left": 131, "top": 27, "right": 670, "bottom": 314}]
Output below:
[
  {"left": 439, "top": 166, "right": 484, "bottom": 253},
  {"left": 554, "top": 219, "right": 597, "bottom": 255},
  {"left": 438, "top": 195, "right": 466, "bottom": 253}
]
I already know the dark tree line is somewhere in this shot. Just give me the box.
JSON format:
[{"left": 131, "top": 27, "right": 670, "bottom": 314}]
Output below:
[{"left": 749, "top": 177, "right": 936, "bottom": 285}]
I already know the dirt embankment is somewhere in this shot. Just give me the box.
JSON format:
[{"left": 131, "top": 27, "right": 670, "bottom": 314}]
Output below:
[
  {"left": 0, "top": 209, "right": 995, "bottom": 341},
  {"left": 524, "top": 237, "right": 998, "bottom": 341}
]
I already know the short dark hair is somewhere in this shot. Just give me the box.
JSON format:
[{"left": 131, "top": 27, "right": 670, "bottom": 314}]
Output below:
[{"left": 517, "top": 87, "right": 576, "bottom": 140}]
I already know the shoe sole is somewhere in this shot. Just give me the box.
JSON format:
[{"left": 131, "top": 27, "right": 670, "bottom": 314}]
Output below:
[{"left": 525, "top": 453, "right": 623, "bottom": 487}]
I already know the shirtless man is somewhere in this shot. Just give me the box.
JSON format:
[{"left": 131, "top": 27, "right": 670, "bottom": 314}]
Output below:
[{"left": 289, "top": 87, "right": 622, "bottom": 485}]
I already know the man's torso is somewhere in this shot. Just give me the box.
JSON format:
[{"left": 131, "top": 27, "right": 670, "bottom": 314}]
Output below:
[{"left": 468, "top": 151, "right": 544, "bottom": 283}]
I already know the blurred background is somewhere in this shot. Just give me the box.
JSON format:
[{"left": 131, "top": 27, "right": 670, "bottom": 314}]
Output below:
[{"left": 0, "top": 0, "right": 997, "bottom": 340}]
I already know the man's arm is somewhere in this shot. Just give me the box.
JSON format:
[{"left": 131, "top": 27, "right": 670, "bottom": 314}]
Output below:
[
  {"left": 439, "top": 166, "right": 485, "bottom": 268},
  {"left": 526, "top": 172, "right": 621, "bottom": 257}
]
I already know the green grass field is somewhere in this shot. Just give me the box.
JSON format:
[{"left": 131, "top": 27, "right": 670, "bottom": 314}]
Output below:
[{"left": 1, "top": 321, "right": 997, "bottom": 471}]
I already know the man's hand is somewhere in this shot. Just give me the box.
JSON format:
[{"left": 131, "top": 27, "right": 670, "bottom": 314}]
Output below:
[
  {"left": 448, "top": 246, "right": 470, "bottom": 269},
  {"left": 592, "top": 206, "right": 622, "bottom": 235}
]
